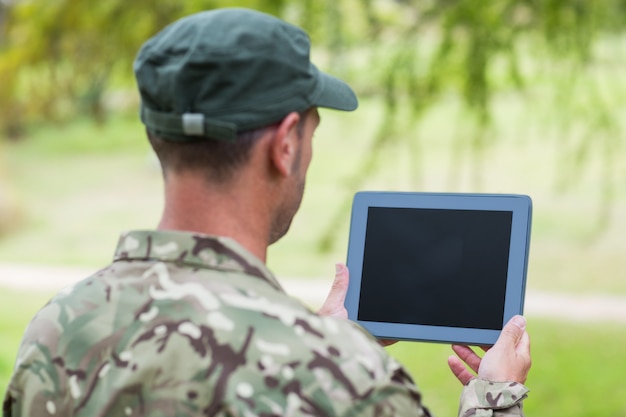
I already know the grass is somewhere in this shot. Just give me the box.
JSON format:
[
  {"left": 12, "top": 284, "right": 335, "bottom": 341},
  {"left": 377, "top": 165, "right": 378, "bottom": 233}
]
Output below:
[{"left": 1, "top": 96, "right": 625, "bottom": 288}]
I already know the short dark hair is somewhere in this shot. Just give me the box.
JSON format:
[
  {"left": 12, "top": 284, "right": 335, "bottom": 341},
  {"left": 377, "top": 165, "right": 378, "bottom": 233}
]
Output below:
[
  {"left": 147, "top": 111, "right": 308, "bottom": 183},
  {"left": 147, "top": 127, "right": 267, "bottom": 183}
]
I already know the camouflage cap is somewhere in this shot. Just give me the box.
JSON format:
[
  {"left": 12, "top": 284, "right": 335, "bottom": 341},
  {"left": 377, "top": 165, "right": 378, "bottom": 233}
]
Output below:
[{"left": 134, "top": 8, "right": 358, "bottom": 142}]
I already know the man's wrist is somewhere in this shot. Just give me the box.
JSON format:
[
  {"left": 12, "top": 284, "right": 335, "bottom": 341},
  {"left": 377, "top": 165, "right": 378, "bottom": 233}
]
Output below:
[{"left": 458, "top": 378, "right": 529, "bottom": 417}]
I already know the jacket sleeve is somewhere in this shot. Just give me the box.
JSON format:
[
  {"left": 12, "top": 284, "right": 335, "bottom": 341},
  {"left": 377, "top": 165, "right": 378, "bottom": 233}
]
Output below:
[{"left": 457, "top": 379, "right": 529, "bottom": 417}]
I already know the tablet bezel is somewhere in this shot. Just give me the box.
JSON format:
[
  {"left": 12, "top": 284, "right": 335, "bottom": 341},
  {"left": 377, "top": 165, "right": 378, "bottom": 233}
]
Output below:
[{"left": 344, "top": 191, "right": 532, "bottom": 345}]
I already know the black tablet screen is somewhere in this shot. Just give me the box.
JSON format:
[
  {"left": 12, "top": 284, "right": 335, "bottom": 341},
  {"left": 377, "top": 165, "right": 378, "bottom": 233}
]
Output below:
[{"left": 357, "top": 207, "right": 512, "bottom": 330}]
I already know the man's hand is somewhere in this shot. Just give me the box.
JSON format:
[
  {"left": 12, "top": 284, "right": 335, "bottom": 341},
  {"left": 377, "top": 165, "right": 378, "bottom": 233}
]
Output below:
[
  {"left": 317, "top": 263, "right": 349, "bottom": 319},
  {"left": 447, "top": 315, "right": 531, "bottom": 385}
]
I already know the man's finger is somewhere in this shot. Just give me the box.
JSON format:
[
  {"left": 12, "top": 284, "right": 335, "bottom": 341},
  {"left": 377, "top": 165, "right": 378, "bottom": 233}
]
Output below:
[
  {"left": 447, "top": 355, "right": 476, "bottom": 386},
  {"left": 379, "top": 339, "right": 397, "bottom": 347},
  {"left": 451, "top": 345, "right": 482, "bottom": 374}
]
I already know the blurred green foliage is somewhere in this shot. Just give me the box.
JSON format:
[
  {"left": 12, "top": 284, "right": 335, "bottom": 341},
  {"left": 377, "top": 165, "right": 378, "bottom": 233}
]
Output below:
[
  {"left": 1, "top": 0, "right": 625, "bottom": 131},
  {"left": 0, "top": 0, "right": 625, "bottom": 241}
]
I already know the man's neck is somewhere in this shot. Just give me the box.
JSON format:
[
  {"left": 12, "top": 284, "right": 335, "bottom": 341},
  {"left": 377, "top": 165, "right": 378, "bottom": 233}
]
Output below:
[{"left": 157, "top": 174, "right": 271, "bottom": 263}]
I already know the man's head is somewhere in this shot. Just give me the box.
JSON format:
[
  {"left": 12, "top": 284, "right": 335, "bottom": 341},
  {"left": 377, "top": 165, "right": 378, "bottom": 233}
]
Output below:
[
  {"left": 134, "top": 8, "right": 357, "bottom": 181},
  {"left": 133, "top": 8, "right": 357, "bottom": 248}
]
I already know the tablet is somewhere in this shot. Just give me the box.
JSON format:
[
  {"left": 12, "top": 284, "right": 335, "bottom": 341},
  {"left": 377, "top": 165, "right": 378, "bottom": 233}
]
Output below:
[{"left": 344, "top": 192, "right": 532, "bottom": 345}]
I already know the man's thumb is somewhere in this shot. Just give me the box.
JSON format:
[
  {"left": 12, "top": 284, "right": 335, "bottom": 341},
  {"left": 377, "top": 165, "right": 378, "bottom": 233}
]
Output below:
[
  {"left": 330, "top": 263, "right": 349, "bottom": 303},
  {"left": 498, "top": 315, "right": 526, "bottom": 347},
  {"left": 318, "top": 263, "right": 349, "bottom": 319}
]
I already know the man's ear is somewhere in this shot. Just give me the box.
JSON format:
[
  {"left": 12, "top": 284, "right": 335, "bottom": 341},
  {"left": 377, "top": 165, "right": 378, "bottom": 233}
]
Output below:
[{"left": 269, "top": 111, "right": 301, "bottom": 177}]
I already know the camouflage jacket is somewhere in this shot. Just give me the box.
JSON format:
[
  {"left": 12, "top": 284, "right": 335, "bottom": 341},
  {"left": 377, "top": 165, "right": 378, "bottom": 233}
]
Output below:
[{"left": 4, "top": 230, "right": 527, "bottom": 417}]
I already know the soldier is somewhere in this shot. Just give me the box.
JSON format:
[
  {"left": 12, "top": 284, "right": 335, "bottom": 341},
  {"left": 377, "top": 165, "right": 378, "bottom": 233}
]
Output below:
[{"left": 3, "top": 8, "right": 531, "bottom": 417}]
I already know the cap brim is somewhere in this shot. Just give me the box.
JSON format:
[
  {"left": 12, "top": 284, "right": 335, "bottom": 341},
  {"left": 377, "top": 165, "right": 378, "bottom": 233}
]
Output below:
[{"left": 311, "top": 66, "right": 358, "bottom": 112}]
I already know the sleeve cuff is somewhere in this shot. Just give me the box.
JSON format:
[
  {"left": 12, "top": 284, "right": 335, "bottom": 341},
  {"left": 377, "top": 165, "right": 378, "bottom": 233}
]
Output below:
[{"left": 458, "top": 379, "right": 529, "bottom": 417}]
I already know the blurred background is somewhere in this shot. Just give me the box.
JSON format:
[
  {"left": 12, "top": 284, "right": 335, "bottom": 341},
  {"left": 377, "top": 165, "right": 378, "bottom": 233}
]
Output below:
[{"left": 1, "top": 1, "right": 625, "bottom": 416}]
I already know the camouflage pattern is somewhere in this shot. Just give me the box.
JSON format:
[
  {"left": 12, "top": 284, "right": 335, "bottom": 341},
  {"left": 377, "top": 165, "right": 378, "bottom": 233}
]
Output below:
[
  {"left": 458, "top": 379, "right": 528, "bottom": 417},
  {"left": 3, "top": 230, "right": 527, "bottom": 416}
]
